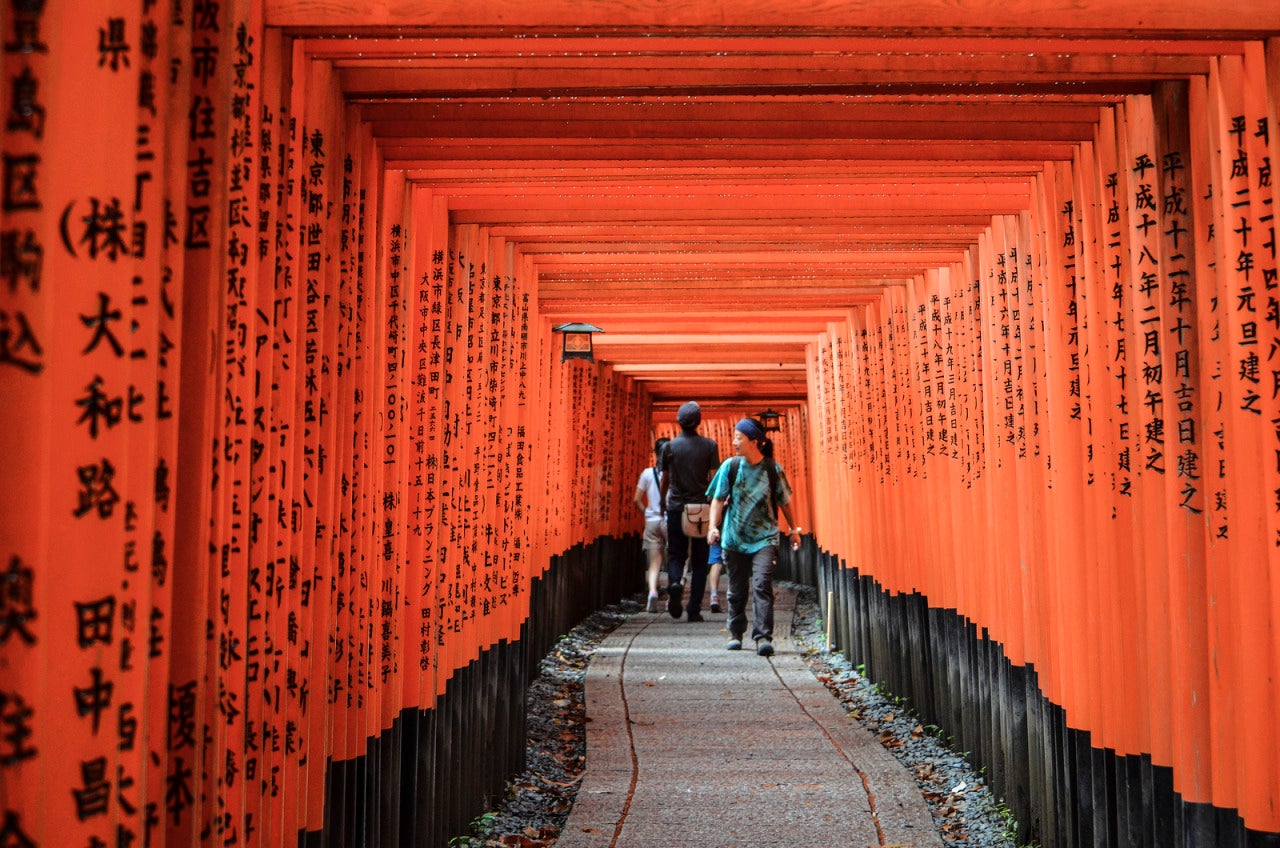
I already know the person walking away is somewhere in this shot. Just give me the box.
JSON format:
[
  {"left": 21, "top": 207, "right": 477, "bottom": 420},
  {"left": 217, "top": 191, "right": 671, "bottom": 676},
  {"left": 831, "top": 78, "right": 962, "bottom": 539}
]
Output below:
[
  {"left": 634, "top": 438, "right": 669, "bottom": 612},
  {"left": 659, "top": 401, "right": 719, "bottom": 622},
  {"left": 707, "top": 418, "right": 802, "bottom": 656}
]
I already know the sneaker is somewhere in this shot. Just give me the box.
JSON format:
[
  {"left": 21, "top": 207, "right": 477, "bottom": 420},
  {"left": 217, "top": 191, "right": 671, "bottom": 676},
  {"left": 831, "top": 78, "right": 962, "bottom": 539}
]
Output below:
[
  {"left": 756, "top": 639, "right": 774, "bottom": 657},
  {"left": 687, "top": 611, "right": 704, "bottom": 623},
  {"left": 727, "top": 637, "right": 743, "bottom": 651},
  {"left": 667, "top": 584, "right": 683, "bottom": 619},
  {"left": 709, "top": 596, "right": 721, "bottom": 614},
  {"left": 646, "top": 594, "right": 659, "bottom": 613}
]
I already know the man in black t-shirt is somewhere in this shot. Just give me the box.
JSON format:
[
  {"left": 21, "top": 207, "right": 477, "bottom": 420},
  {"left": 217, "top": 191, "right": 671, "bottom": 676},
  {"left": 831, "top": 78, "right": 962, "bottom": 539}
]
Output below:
[{"left": 659, "top": 401, "right": 720, "bottom": 621}]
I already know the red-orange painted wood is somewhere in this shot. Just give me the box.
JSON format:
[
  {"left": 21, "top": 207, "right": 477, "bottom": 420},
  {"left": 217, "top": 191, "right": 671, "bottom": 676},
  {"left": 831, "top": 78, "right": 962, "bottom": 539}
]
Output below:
[
  {"left": 264, "top": 0, "right": 1280, "bottom": 33},
  {"left": 8, "top": 5, "right": 1280, "bottom": 843},
  {"left": 1210, "top": 48, "right": 1277, "bottom": 826}
]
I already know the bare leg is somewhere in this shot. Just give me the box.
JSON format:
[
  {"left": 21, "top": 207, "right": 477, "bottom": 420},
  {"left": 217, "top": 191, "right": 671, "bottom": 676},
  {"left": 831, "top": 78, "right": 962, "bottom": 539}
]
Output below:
[
  {"left": 707, "top": 543, "right": 723, "bottom": 612},
  {"left": 646, "top": 547, "right": 662, "bottom": 597}
]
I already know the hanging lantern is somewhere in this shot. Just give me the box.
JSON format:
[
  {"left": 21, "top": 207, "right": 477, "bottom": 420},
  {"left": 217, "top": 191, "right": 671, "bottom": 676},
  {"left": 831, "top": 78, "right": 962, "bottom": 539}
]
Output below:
[
  {"left": 551, "top": 322, "right": 604, "bottom": 362},
  {"left": 758, "top": 408, "right": 782, "bottom": 432}
]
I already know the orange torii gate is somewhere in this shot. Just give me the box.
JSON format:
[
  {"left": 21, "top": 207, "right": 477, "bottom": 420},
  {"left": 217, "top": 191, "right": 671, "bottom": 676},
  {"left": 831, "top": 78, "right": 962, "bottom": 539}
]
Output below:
[{"left": 2, "top": 2, "right": 1280, "bottom": 848}]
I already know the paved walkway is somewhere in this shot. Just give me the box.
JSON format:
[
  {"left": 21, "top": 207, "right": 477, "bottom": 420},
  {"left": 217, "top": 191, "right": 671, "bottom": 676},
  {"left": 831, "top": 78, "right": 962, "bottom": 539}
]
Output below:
[{"left": 556, "top": 586, "right": 943, "bottom": 848}]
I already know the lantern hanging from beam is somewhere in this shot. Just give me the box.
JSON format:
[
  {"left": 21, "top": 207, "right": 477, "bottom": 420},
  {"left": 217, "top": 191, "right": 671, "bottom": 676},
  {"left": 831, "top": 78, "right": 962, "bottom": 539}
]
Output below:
[
  {"left": 758, "top": 409, "right": 782, "bottom": 433},
  {"left": 551, "top": 322, "right": 605, "bottom": 362}
]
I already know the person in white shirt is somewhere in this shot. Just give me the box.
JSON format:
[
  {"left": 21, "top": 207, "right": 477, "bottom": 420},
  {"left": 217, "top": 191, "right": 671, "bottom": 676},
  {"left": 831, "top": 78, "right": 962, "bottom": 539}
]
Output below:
[{"left": 633, "top": 438, "right": 669, "bottom": 612}]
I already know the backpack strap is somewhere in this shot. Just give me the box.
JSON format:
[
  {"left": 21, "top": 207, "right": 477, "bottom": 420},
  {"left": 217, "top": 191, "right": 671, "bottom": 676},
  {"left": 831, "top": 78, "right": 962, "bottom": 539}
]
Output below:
[
  {"left": 764, "top": 459, "right": 779, "bottom": 516},
  {"left": 717, "top": 457, "right": 740, "bottom": 531}
]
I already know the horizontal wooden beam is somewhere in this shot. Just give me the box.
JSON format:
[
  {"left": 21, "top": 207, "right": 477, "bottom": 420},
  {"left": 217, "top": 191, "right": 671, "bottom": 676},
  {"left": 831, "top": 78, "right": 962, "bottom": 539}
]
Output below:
[
  {"left": 592, "top": 334, "right": 817, "bottom": 346},
  {"left": 532, "top": 249, "right": 966, "bottom": 265},
  {"left": 433, "top": 177, "right": 1034, "bottom": 197},
  {"left": 337, "top": 55, "right": 1208, "bottom": 84},
  {"left": 359, "top": 100, "right": 1108, "bottom": 124},
  {"left": 267, "top": 0, "right": 1280, "bottom": 34},
  {"left": 643, "top": 381, "right": 809, "bottom": 402},
  {"left": 515, "top": 239, "right": 977, "bottom": 253},
  {"left": 537, "top": 309, "right": 854, "bottom": 331},
  {"left": 262, "top": 16, "right": 1257, "bottom": 413},
  {"left": 444, "top": 192, "right": 1029, "bottom": 214},
  {"left": 340, "top": 70, "right": 1167, "bottom": 97},
  {"left": 382, "top": 139, "right": 1081, "bottom": 162},
  {"left": 404, "top": 165, "right": 1047, "bottom": 188},
  {"left": 535, "top": 274, "right": 906, "bottom": 288},
  {"left": 611, "top": 362, "right": 807, "bottom": 373},
  {"left": 368, "top": 118, "right": 1098, "bottom": 142},
  {"left": 649, "top": 399, "right": 803, "bottom": 413},
  {"left": 484, "top": 223, "right": 991, "bottom": 248},
  {"left": 303, "top": 34, "right": 1251, "bottom": 59},
  {"left": 595, "top": 345, "right": 811, "bottom": 358}
]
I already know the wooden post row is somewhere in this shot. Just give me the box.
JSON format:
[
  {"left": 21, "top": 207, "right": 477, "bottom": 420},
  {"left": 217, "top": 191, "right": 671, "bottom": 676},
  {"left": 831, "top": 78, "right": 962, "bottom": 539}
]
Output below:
[
  {"left": 0, "top": 0, "right": 203, "bottom": 845},
  {"left": 806, "top": 59, "right": 1280, "bottom": 834},
  {"left": 0, "top": 10, "right": 660, "bottom": 848}
]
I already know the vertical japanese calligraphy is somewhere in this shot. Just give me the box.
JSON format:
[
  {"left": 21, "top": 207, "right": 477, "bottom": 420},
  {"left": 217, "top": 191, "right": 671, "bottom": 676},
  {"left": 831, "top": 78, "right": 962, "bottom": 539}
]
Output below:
[
  {"left": 4, "top": 10, "right": 1280, "bottom": 848},
  {"left": 807, "top": 73, "right": 1280, "bottom": 835},
  {"left": 0, "top": 0, "right": 49, "bottom": 841}
]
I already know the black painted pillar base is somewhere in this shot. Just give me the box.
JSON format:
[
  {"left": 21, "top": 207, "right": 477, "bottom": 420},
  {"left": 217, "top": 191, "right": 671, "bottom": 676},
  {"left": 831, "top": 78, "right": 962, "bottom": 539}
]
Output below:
[
  {"left": 795, "top": 551, "right": 1280, "bottom": 848},
  {"left": 299, "top": 533, "right": 645, "bottom": 848}
]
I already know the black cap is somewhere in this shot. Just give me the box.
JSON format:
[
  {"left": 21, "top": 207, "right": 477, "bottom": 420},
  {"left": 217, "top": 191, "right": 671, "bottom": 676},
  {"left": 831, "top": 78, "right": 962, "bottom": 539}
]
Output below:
[{"left": 676, "top": 401, "right": 701, "bottom": 428}]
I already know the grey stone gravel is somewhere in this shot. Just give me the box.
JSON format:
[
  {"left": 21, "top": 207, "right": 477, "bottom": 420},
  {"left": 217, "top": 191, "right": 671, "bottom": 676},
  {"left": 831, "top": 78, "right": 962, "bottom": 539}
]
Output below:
[
  {"left": 787, "top": 583, "right": 1024, "bottom": 848},
  {"left": 453, "top": 583, "right": 1027, "bottom": 847}
]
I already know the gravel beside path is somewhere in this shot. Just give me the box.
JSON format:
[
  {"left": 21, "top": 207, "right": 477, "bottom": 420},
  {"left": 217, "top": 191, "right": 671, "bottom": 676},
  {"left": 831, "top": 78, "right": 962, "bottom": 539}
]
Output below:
[{"left": 451, "top": 583, "right": 1026, "bottom": 848}]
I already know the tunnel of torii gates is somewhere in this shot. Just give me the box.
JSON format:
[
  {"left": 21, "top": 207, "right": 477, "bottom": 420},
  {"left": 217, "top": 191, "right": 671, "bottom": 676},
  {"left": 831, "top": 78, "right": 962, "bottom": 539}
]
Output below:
[{"left": 4, "top": 1, "right": 1280, "bottom": 847}]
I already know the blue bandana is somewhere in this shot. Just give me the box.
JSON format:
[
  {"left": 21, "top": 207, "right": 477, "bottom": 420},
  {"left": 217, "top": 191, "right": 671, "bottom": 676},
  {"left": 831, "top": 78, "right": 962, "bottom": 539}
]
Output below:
[{"left": 735, "top": 418, "right": 766, "bottom": 443}]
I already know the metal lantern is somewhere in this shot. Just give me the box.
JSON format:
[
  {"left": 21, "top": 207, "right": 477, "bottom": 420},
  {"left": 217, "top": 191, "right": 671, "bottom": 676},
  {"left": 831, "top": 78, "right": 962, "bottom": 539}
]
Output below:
[
  {"left": 758, "top": 408, "right": 782, "bottom": 433},
  {"left": 551, "top": 322, "right": 604, "bottom": 362}
]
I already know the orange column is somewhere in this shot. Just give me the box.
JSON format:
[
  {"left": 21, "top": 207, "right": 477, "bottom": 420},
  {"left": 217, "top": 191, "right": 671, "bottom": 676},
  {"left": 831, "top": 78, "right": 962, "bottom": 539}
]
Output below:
[
  {"left": 1119, "top": 91, "right": 1173, "bottom": 770},
  {"left": 1206, "top": 50, "right": 1278, "bottom": 831},
  {"left": 1107, "top": 98, "right": 1153, "bottom": 760},
  {"left": 1146, "top": 77, "right": 1215, "bottom": 812},
  {"left": 973, "top": 231, "right": 1005, "bottom": 644},
  {"left": 1237, "top": 44, "right": 1279, "bottom": 830},
  {"left": 439, "top": 221, "right": 479, "bottom": 685},
  {"left": 1033, "top": 161, "right": 1087, "bottom": 716},
  {"left": 1263, "top": 38, "right": 1280, "bottom": 819},
  {"left": 405, "top": 186, "right": 446, "bottom": 711},
  {"left": 1010, "top": 210, "right": 1047, "bottom": 672},
  {"left": 1067, "top": 137, "right": 1108, "bottom": 744},
  {"left": 291, "top": 51, "right": 342, "bottom": 837}
]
